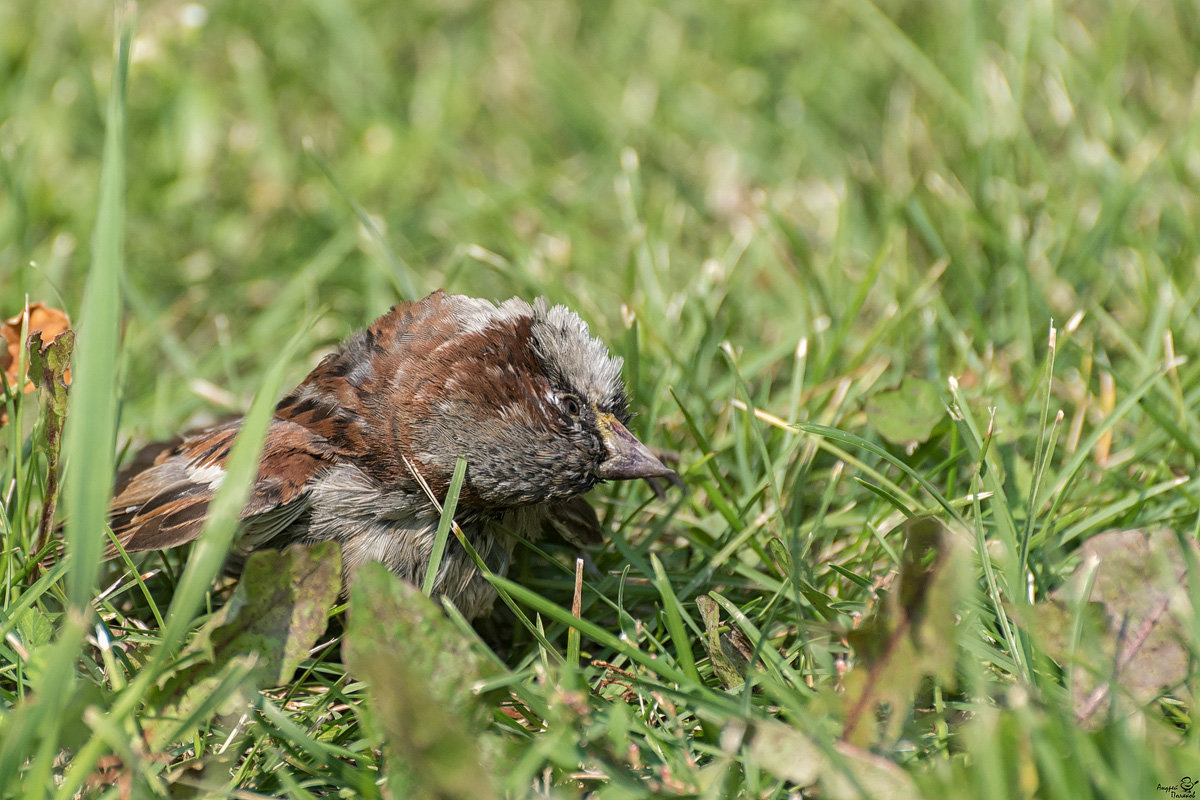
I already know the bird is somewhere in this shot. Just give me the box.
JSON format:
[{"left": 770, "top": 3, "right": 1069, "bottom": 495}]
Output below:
[{"left": 106, "top": 290, "right": 677, "bottom": 619}]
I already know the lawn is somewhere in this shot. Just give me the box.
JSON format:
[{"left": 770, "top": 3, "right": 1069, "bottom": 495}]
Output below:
[{"left": 3, "top": 0, "right": 1200, "bottom": 797}]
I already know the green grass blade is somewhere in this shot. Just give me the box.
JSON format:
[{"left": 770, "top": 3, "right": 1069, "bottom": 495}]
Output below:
[
  {"left": 795, "top": 422, "right": 969, "bottom": 528},
  {"left": 423, "top": 455, "right": 468, "bottom": 595},
  {"left": 650, "top": 553, "right": 700, "bottom": 684},
  {"left": 62, "top": 7, "right": 131, "bottom": 616}
]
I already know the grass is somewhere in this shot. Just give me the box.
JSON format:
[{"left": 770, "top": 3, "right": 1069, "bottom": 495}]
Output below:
[{"left": 3, "top": 0, "right": 1200, "bottom": 796}]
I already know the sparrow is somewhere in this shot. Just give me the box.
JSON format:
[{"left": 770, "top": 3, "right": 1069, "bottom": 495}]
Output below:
[{"left": 107, "top": 290, "right": 677, "bottom": 619}]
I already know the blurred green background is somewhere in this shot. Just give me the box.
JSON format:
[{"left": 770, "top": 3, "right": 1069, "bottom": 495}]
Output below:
[{"left": 8, "top": 0, "right": 1198, "bottom": 437}]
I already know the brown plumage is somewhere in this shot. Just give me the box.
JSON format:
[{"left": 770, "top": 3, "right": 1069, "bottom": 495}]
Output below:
[{"left": 107, "top": 291, "right": 676, "bottom": 619}]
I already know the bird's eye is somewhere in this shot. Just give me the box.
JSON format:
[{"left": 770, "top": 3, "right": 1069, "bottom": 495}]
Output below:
[{"left": 563, "top": 395, "right": 582, "bottom": 416}]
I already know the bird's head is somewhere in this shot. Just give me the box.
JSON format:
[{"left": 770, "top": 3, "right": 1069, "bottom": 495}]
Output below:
[{"left": 304, "top": 292, "right": 676, "bottom": 507}]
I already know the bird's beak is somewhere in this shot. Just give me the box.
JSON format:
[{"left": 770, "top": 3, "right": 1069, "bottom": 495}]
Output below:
[{"left": 595, "top": 414, "right": 678, "bottom": 482}]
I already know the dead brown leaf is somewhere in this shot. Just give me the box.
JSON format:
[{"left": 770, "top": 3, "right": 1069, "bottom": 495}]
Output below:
[{"left": 1035, "top": 529, "right": 1196, "bottom": 726}]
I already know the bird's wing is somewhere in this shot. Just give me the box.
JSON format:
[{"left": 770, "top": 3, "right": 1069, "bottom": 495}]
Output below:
[{"left": 107, "top": 417, "right": 337, "bottom": 556}]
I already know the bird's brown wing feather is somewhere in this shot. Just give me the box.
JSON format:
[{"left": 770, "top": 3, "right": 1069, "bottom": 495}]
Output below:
[
  {"left": 107, "top": 418, "right": 337, "bottom": 556},
  {"left": 102, "top": 297, "right": 442, "bottom": 557}
]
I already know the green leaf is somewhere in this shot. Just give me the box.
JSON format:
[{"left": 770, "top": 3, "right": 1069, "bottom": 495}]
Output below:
[
  {"left": 865, "top": 377, "right": 943, "bottom": 447},
  {"left": 14, "top": 607, "right": 54, "bottom": 651},
  {"left": 742, "top": 720, "right": 921, "bottom": 800},
  {"left": 26, "top": 329, "right": 74, "bottom": 417},
  {"left": 695, "top": 595, "right": 749, "bottom": 690},
  {"left": 26, "top": 329, "right": 74, "bottom": 556},
  {"left": 344, "top": 563, "right": 503, "bottom": 800},
  {"left": 841, "top": 517, "right": 968, "bottom": 746},
  {"left": 145, "top": 541, "right": 341, "bottom": 749},
  {"left": 207, "top": 541, "right": 342, "bottom": 683},
  {"left": 767, "top": 536, "right": 793, "bottom": 578}
]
